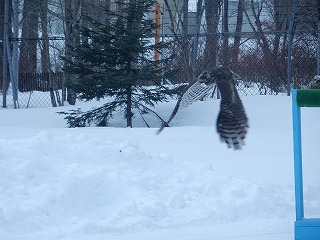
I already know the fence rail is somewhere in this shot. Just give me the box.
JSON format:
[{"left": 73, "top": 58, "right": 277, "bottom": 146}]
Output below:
[{"left": 18, "top": 72, "right": 63, "bottom": 92}]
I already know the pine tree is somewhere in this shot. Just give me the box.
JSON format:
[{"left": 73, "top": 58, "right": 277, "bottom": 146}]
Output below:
[{"left": 60, "top": 0, "right": 177, "bottom": 127}]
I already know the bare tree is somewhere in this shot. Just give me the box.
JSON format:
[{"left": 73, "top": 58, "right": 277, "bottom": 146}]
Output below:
[
  {"left": 244, "top": 0, "right": 272, "bottom": 58},
  {"left": 196, "top": 0, "right": 203, "bottom": 21},
  {"left": 40, "top": 0, "right": 61, "bottom": 107},
  {"left": 64, "top": 0, "right": 110, "bottom": 105},
  {"left": 163, "top": 0, "right": 192, "bottom": 82},
  {"left": 232, "top": 0, "right": 244, "bottom": 63},
  {"left": 244, "top": 0, "right": 293, "bottom": 56},
  {"left": 271, "top": 0, "right": 293, "bottom": 54},
  {"left": 19, "top": 0, "right": 39, "bottom": 91},
  {"left": 181, "top": 0, "right": 191, "bottom": 82},
  {"left": 191, "top": 0, "right": 203, "bottom": 78},
  {"left": 292, "top": 0, "right": 318, "bottom": 37},
  {"left": 243, "top": 0, "right": 294, "bottom": 92},
  {"left": 204, "top": 0, "right": 221, "bottom": 69},
  {"left": 0, "top": 0, "right": 5, "bottom": 91},
  {"left": 163, "top": 0, "right": 179, "bottom": 36},
  {"left": 64, "top": 0, "right": 83, "bottom": 105},
  {"left": 221, "top": 0, "right": 229, "bottom": 65}
]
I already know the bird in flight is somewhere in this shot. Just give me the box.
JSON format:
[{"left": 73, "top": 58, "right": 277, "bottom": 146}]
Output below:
[{"left": 157, "top": 65, "right": 249, "bottom": 150}]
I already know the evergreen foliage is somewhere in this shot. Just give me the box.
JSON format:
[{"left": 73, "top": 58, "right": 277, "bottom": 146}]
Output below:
[{"left": 60, "top": 0, "right": 177, "bottom": 127}]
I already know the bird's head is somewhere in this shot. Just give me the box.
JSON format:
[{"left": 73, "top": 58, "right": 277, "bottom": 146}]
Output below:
[
  {"left": 198, "top": 66, "right": 234, "bottom": 85},
  {"left": 198, "top": 71, "right": 211, "bottom": 84}
]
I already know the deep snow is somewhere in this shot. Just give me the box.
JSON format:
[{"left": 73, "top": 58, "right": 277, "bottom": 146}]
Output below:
[{"left": 0, "top": 94, "right": 319, "bottom": 240}]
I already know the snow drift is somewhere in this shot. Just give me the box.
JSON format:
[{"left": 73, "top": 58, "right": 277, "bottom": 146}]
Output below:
[{"left": 0, "top": 95, "right": 319, "bottom": 240}]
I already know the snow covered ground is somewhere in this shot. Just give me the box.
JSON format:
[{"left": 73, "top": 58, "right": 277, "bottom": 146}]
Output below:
[{"left": 0, "top": 94, "right": 319, "bottom": 240}]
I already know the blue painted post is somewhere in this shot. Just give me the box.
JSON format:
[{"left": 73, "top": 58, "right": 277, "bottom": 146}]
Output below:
[
  {"left": 292, "top": 89, "right": 304, "bottom": 221},
  {"left": 292, "top": 89, "right": 320, "bottom": 239}
]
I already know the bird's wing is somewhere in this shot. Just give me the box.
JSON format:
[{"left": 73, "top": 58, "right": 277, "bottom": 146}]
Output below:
[
  {"left": 179, "top": 81, "right": 215, "bottom": 109},
  {"left": 157, "top": 81, "right": 214, "bottom": 134}
]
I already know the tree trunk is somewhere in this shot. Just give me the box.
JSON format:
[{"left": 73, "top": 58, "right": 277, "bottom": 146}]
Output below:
[
  {"left": 204, "top": 0, "right": 221, "bottom": 70},
  {"left": 246, "top": 0, "right": 272, "bottom": 59},
  {"left": 222, "top": 0, "right": 229, "bottom": 65},
  {"left": 181, "top": 0, "right": 191, "bottom": 82},
  {"left": 65, "top": 0, "right": 82, "bottom": 105},
  {"left": 163, "top": 0, "right": 189, "bottom": 82},
  {"left": 0, "top": 0, "right": 4, "bottom": 91},
  {"left": 40, "top": 0, "right": 58, "bottom": 107},
  {"left": 163, "top": 0, "right": 176, "bottom": 35},
  {"left": 232, "top": 0, "right": 244, "bottom": 63},
  {"left": 273, "top": 0, "right": 291, "bottom": 54},
  {"left": 245, "top": 0, "right": 290, "bottom": 93},
  {"left": 126, "top": 85, "right": 133, "bottom": 127},
  {"left": 190, "top": 0, "right": 203, "bottom": 79},
  {"left": 19, "top": 0, "right": 38, "bottom": 92},
  {"left": 1, "top": 0, "right": 13, "bottom": 93}
]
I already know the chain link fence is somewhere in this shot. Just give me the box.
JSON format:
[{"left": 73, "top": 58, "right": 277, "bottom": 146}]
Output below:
[
  {"left": 2, "top": 32, "right": 318, "bottom": 108},
  {"left": 13, "top": 37, "right": 65, "bottom": 108},
  {"left": 0, "top": 1, "right": 319, "bottom": 108},
  {"left": 160, "top": 31, "right": 318, "bottom": 95}
]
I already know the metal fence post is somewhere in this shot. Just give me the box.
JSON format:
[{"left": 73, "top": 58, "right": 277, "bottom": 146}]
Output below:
[
  {"left": 2, "top": 0, "right": 9, "bottom": 108},
  {"left": 192, "top": 6, "right": 204, "bottom": 82},
  {"left": 12, "top": 0, "right": 19, "bottom": 107},
  {"left": 287, "top": 4, "right": 298, "bottom": 96},
  {"left": 2, "top": 0, "right": 18, "bottom": 109}
]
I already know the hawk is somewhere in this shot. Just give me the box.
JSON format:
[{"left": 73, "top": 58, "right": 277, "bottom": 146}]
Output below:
[{"left": 158, "top": 65, "right": 249, "bottom": 150}]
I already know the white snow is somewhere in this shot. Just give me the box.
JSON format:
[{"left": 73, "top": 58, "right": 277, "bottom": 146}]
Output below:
[{"left": 0, "top": 94, "right": 319, "bottom": 240}]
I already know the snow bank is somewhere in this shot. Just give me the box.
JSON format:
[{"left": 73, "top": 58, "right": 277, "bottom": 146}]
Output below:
[
  {"left": 0, "top": 95, "right": 319, "bottom": 240},
  {"left": 0, "top": 130, "right": 295, "bottom": 237}
]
